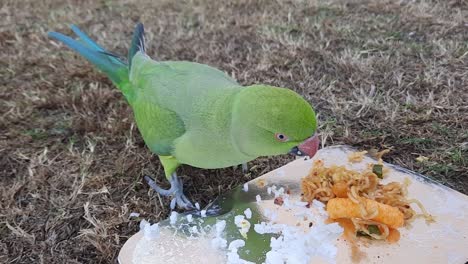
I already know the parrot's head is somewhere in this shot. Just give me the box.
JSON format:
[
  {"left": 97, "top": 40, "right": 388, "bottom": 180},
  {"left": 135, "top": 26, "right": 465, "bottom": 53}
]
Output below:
[{"left": 232, "top": 85, "right": 319, "bottom": 159}]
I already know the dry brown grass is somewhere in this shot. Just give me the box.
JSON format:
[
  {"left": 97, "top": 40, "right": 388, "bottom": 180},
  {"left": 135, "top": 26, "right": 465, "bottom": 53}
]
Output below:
[{"left": 1, "top": 0, "right": 467, "bottom": 262}]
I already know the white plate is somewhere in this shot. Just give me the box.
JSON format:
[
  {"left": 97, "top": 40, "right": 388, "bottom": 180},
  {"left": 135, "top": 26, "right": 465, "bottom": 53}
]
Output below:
[{"left": 119, "top": 145, "right": 468, "bottom": 264}]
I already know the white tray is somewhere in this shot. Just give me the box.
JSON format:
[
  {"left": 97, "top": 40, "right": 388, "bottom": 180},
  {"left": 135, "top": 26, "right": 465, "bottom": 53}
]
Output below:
[{"left": 118, "top": 146, "right": 468, "bottom": 264}]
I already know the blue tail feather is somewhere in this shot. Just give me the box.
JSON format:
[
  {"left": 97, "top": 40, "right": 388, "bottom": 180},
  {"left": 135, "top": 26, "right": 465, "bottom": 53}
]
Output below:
[
  {"left": 48, "top": 26, "right": 128, "bottom": 85},
  {"left": 70, "top": 24, "right": 106, "bottom": 52},
  {"left": 69, "top": 25, "right": 124, "bottom": 65},
  {"left": 128, "top": 23, "right": 146, "bottom": 69}
]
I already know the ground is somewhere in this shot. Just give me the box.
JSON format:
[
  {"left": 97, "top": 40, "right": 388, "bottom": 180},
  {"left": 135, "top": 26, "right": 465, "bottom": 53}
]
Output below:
[{"left": 1, "top": 0, "right": 467, "bottom": 262}]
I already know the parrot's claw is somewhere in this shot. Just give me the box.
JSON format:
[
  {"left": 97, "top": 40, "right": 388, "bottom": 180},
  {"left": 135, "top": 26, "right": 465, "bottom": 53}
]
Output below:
[
  {"left": 144, "top": 174, "right": 195, "bottom": 210},
  {"left": 144, "top": 175, "right": 175, "bottom": 196}
]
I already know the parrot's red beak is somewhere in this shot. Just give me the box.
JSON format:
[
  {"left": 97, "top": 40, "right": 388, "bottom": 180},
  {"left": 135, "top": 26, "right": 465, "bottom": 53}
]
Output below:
[
  {"left": 299, "top": 134, "right": 320, "bottom": 158},
  {"left": 289, "top": 134, "right": 320, "bottom": 158}
]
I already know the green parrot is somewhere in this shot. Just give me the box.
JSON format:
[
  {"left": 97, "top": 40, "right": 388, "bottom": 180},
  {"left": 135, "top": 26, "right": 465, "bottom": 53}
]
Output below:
[{"left": 48, "top": 23, "right": 320, "bottom": 209}]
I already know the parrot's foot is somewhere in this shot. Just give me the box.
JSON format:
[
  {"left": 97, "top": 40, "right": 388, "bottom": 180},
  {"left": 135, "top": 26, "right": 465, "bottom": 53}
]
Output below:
[
  {"left": 144, "top": 174, "right": 195, "bottom": 210},
  {"left": 242, "top": 163, "right": 248, "bottom": 173}
]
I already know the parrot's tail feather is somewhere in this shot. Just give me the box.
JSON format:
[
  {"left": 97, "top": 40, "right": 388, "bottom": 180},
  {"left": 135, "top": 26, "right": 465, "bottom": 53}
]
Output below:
[
  {"left": 98, "top": 50, "right": 122, "bottom": 58},
  {"left": 69, "top": 24, "right": 106, "bottom": 52},
  {"left": 128, "top": 23, "right": 146, "bottom": 69},
  {"left": 69, "top": 25, "right": 127, "bottom": 65},
  {"left": 48, "top": 26, "right": 130, "bottom": 95}
]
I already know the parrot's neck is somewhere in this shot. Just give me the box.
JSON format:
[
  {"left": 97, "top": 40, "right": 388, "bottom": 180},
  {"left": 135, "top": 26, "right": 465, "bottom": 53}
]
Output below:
[
  {"left": 230, "top": 86, "right": 262, "bottom": 158},
  {"left": 222, "top": 88, "right": 257, "bottom": 160}
]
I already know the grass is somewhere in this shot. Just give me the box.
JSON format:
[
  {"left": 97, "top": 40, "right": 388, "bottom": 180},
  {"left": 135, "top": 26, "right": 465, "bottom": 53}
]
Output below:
[{"left": 1, "top": 0, "right": 467, "bottom": 263}]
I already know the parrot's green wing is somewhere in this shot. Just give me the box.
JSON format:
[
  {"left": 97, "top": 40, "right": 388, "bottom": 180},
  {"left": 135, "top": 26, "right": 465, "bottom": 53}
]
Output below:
[
  {"left": 129, "top": 53, "right": 240, "bottom": 116},
  {"left": 129, "top": 54, "right": 253, "bottom": 170},
  {"left": 131, "top": 100, "right": 185, "bottom": 156}
]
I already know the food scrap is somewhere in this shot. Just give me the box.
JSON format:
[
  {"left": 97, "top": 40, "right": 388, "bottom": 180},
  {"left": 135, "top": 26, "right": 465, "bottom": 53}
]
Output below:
[
  {"left": 274, "top": 196, "right": 284, "bottom": 206},
  {"left": 348, "top": 151, "right": 368, "bottom": 163},
  {"left": 244, "top": 208, "right": 252, "bottom": 219},
  {"left": 372, "top": 164, "right": 383, "bottom": 179},
  {"left": 234, "top": 215, "right": 251, "bottom": 239},
  {"left": 416, "top": 155, "right": 429, "bottom": 162},
  {"left": 301, "top": 159, "right": 433, "bottom": 244},
  {"left": 255, "top": 194, "right": 262, "bottom": 203},
  {"left": 327, "top": 198, "right": 404, "bottom": 229},
  {"left": 256, "top": 178, "right": 267, "bottom": 188},
  {"left": 254, "top": 199, "right": 343, "bottom": 264}
]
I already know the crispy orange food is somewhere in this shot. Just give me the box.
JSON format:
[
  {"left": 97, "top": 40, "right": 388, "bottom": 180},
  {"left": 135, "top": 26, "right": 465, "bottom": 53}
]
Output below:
[
  {"left": 386, "top": 228, "right": 400, "bottom": 244},
  {"left": 331, "top": 181, "right": 348, "bottom": 198},
  {"left": 301, "top": 158, "right": 433, "bottom": 243},
  {"left": 327, "top": 198, "right": 404, "bottom": 229}
]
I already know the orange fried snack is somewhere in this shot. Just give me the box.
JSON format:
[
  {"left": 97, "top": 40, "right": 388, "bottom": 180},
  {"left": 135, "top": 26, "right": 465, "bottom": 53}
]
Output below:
[{"left": 327, "top": 198, "right": 405, "bottom": 229}]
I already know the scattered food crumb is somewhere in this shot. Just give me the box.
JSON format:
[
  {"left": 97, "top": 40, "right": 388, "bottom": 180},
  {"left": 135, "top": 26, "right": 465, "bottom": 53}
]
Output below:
[
  {"left": 256, "top": 178, "right": 267, "bottom": 188},
  {"left": 228, "top": 239, "right": 245, "bottom": 252},
  {"left": 274, "top": 196, "right": 284, "bottom": 206},
  {"left": 234, "top": 215, "right": 251, "bottom": 239},
  {"left": 211, "top": 220, "right": 228, "bottom": 250},
  {"left": 226, "top": 239, "right": 253, "bottom": 263},
  {"left": 234, "top": 215, "right": 245, "bottom": 226},
  {"left": 244, "top": 208, "right": 252, "bottom": 219},
  {"left": 256, "top": 195, "right": 262, "bottom": 203},
  {"left": 141, "top": 221, "right": 160, "bottom": 240},
  {"left": 243, "top": 183, "right": 249, "bottom": 192},
  {"left": 139, "top": 219, "right": 149, "bottom": 231},
  {"left": 216, "top": 220, "right": 226, "bottom": 233},
  {"left": 169, "top": 211, "right": 178, "bottom": 225},
  {"left": 186, "top": 214, "right": 193, "bottom": 223},
  {"left": 348, "top": 150, "right": 368, "bottom": 163},
  {"left": 129, "top": 212, "right": 140, "bottom": 218},
  {"left": 416, "top": 155, "right": 429, "bottom": 162},
  {"left": 271, "top": 186, "right": 285, "bottom": 198},
  {"left": 254, "top": 199, "right": 343, "bottom": 264}
]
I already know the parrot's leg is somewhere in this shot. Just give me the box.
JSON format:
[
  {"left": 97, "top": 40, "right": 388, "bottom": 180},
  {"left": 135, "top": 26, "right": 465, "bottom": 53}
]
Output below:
[
  {"left": 242, "top": 163, "right": 248, "bottom": 173},
  {"left": 146, "top": 156, "right": 195, "bottom": 210},
  {"left": 233, "top": 163, "right": 248, "bottom": 172},
  {"left": 144, "top": 173, "right": 195, "bottom": 210}
]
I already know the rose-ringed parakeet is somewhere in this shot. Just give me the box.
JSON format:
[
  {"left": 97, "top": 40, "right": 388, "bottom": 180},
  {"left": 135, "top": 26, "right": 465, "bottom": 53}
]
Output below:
[{"left": 48, "top": 23, "right": 320, "bottom": 210}]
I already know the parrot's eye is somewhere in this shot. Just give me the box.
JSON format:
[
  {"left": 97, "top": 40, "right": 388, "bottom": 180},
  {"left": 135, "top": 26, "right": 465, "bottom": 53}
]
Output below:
[{"left": 275, "top": 133, "right": 289, "bottom": 142}]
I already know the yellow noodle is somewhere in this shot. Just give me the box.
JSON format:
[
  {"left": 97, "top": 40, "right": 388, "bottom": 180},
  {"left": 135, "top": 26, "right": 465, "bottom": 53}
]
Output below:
[{"left": 301, "top": 159, "right": 432, "bottom": 242}]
